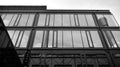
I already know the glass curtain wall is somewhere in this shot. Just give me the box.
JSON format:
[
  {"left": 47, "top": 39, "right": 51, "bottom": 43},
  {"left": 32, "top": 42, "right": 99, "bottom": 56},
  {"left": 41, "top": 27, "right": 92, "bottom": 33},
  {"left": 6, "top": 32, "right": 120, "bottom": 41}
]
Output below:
[{"left": 1, "top": 13, "right": 120, "bottom": 48}]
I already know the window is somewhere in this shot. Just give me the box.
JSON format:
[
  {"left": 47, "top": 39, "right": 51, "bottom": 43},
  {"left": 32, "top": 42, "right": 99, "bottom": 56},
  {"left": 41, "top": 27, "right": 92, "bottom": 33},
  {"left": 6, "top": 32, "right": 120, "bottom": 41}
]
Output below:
[
  {"left": 33, "top": 30, "right": 103, "bottom": 48},
  {"left": 37, "top": 14, "right": 96, "bottom": 26},
  {"left": 97, "top": 14, "right": 119, "bottom": 26},
  {"left": 2, "top": 13, "right": 35, "bottom": 26},
  {"left": 103, "top": 30, "right": 120, "bottom": 48},
  {"left": 7, "top": 30, "right": 31, "bottom": 48}
]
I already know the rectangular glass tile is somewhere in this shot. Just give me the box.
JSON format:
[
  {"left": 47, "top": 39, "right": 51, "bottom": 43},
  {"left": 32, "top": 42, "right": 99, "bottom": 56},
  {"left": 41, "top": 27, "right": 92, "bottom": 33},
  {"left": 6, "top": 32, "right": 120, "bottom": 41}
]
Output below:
[
  {"left": 27, "top": 14, "right": 35, "bottom": 26},
  {"left": 111, "top": 31, "right": 120, "bottom": 47},
  {"left": 90, "top": 31, "right": 103, "bottom": 47},
  {"left": 81, "top": 31, "right": 89, "bottom": 47},
  {"left": 12, "top": 31, "right": 20, "bottom": 46},
  {"left": 63, "top": 31, "right": 72, "bottom": 47},
  {"left": 72, "top": 31, "right": 83, "bottom": 47},
  {"left": 18, "top": 14, "right": 29, "bottom": 26},
  {"left": 37, "top": 14, "right": 46, "bottom": 26},
  {"left": 19, "top": 31, "right": 30, "bottom": 47},
  {"left": 104, "top": 15, "right": 119, "bottom": 26},
  {"left": 9, "top": 14, "right": 18, "bottom": 26},
  {"left": 86, "top": 15, "right": 95, "bottom": 26},
  {"left": 7, "top": 30, "right": 15, "bottom": 39},
  {"left": 49, "top": 14, "right": 54, "bottom": 26},
  {"left": 3, "top": 14, "right": 14, "bottom": 26},
  {"left": 48, "top": 31, "right": 53, "bottom": 48},
  {"left": 33, "top": 31, "right": 43, "bottom": 48},
  {"left": 16, "top": 31, "right": 24, "bottom": 47},
  {"left": 54, "top": 14, "right": 62, "bottom": 26},
  {"left": 97, "top": 14, "right": 119, "bottom": 26},
  {"left": 58, "top": 31, "right": 63, "bottom": 48},
  {"left": 78, "top": 14, "right": 87, "bottom": 26},
  {"left": 103, "top": 31, "right": 117, "bottom": 48},
  {"left": 53, "top": 31, "right": 57, "bottom": 47},
  {"left": 70, "top": 14, "right": 75, "bottom": 26},
  {"left": 63, "top": 14, "right": 70, "bottom": 26},
  {"left": 86, "top": 31, "right": 93, "bottom": 47}
]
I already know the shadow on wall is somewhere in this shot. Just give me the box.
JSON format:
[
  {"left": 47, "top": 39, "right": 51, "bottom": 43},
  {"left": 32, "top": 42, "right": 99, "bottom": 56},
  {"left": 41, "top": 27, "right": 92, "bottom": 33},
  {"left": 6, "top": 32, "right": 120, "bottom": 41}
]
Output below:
[{"left": 0, "top": 16, "right": 23, "bottom": 67}]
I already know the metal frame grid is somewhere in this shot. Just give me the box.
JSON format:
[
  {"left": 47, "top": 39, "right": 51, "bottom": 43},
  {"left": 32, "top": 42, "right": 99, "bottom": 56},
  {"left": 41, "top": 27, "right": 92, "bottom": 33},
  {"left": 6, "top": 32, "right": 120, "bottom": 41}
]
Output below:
[{"left": 0, "top": 6, "right": 120, "bottom": 67}]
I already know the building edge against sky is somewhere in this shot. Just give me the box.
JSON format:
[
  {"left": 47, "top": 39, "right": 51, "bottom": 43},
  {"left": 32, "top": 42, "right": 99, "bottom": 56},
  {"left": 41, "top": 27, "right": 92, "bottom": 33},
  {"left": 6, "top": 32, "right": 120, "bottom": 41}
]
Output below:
[{"left": 0, "top": 5, "right": 120, "bottom": 67}]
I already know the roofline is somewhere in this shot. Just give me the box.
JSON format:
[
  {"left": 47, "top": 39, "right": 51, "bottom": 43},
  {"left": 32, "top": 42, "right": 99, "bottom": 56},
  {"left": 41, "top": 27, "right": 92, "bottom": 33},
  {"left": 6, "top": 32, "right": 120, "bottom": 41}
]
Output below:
[
  {"left": 0, "top": 5, "right": 47, "bottom": 10},
  {"left": 0, "top": 6, "right": 111, "bottom": 14}
]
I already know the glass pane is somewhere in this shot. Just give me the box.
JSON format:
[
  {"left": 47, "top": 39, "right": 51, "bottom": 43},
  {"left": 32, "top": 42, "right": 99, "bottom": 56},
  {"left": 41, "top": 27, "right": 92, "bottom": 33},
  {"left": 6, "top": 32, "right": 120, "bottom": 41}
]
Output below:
[
  {"left": 70, "top": 14, "right": 75, "bottom": 26},
  {"left": 81, "top": 31, "right": 89, "bottom": 47},
  {"left": 49, "top": 14, "right": 54, "bottom": 26},
  {"left": 53, "top": 31, "right": 57, "bottom": 47},
  {"left": 12, "top": 31, "right": 20, "bottom": 46},
  {"left": 1, "top": 14, "right": 7, "bottom": 19},
  {"left": 90, "top": 31, "right": 103, "bottom": 47},
  {"left": 74, "top": 14, "right": 79, "bottom": 26},
  {"left": 20, "top": 31, "right": 30, "bottom": 47},
  {"left": 37, "top": 14, "right": 46, "bottom": 26},
  {"left": 7, "top": 30, "right": 15, "bottom": 39},
  {"left": 9, "top": 14, "right": 18, "bottom": 26},
  {"left": 112, "top": 31, "right": 120, "bottom": 47},
  {"left": 72, "top": 31, "right": 83, "bottom": 47},
  {"left": 58, "top": 31, "right": 63, "bottom": 48},
  {"left": 27, "top": 14, "right": 35, "bottom": 26},
  {"left": 103, "top": 31, "right": 117, "bottom": 48},
  {"left": 33, "top": 31, "right": 43, "bottom": 48},
  {"left": 97, "top": 14, "right": 119, "bottom": 26},
  {"left": 14, "top": 14, "right": 21, "bottom": 26},
  {"left": 78, "top": 14, "right": 87, "bottom": 26},
  {"left": 104, "top": 15, "right": 119, "bottom": 26},
  {"left": 42, "top": 31, "right": 49, "bottom": 47},
  {"left": 86, "top": 31, "right": 93, "bottom": 47},
  {"left": 18, "top": 14, "right": 29, "bottom": 26},
  {"left": 86, "top": 15, "right": 95, "bottom": 26},
  {"left": 63, "top": 31, "right": 72, "bottom": 47},
  {"left": 48, "top": 31, "right": 53, "bottom": 48},
  {"left": 16, "top": 31, "right": 24, "bottom": 47},
  {"left": 3, "top": 14, "right": 14, "bottom": 26},
  {"left": 63, "top": 14, "right": 70, "bottom": 26},
  {"left": 54, "top": 14, "right": 62, "bottom": 26}
]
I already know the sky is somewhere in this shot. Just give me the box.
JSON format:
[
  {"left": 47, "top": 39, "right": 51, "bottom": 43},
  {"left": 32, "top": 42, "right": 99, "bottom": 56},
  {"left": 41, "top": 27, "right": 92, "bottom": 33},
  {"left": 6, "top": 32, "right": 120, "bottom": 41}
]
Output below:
[{"left": 0, "top": 0, "right": 120, "bottom": 24}]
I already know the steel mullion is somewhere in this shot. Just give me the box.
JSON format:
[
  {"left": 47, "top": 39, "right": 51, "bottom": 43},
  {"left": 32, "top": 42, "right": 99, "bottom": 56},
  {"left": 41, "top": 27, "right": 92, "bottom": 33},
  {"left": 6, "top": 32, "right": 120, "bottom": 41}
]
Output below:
[
  {"left": 88, "top": 31, "right": 95, "bottom": 48},
  {"left": 80, "top": 31, "right": 85, "bottom": 48},
  {"left": 109, "top": 31, "right": 119, "bottom": 48},
  {"left": 85, "top": 31, "right": 91, "bottom": 47},
  {"left": 14, "top": 13, "right": 22, "bottom": 26},
  {"left": 18, "top": 30, "right": 25, "bottom": 48}
]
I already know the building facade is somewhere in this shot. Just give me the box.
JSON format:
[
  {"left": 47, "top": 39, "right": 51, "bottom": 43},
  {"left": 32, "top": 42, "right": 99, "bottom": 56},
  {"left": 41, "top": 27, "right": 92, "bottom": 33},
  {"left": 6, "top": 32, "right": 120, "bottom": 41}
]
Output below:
[{"left": 0, "top": 6, "right": 120, "bottom": 67}]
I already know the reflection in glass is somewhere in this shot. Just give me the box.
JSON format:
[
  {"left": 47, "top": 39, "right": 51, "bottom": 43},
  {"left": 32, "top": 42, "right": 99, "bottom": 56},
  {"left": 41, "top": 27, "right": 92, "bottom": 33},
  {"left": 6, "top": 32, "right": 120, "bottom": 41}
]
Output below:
[
  {"left": 103, "top": 31, "right": 118, "bottom": 48},
  {"left": 2, "top": 13, "right": 35, "bottom": 26},
  {"left": 33, "top": 31, "right": 43, "bottom": 48},
  {"left": 20, "top": 31, "right": 30, "bottom": 47},
  {"left": 111, "top": 31, "right": 120, "bottom": 47},
  {"left": 37, "top": 30, "right": 103, "bottom": 48},
  {"left": 54, "top": 14, "right": 62, "bottom": 26},
  {"left": 97, "top": 14, "right": 119, "bottom": 26},
  {"left": 63, "top": 14, "right": 70, "bottom": 26},
  {"left": 78, "top": 14, "right": 87, "bottom": 26},
  {"left": 90, "top": 31, "right": 103, "bottom": 47},
  {"left": 8, "top": 30, "right": 30, "bottom": 48},
  {"left": 38, "top": 14, "right": 46, "bottom": 26},
  {"left": 63, "top": 31, "right": 72, "bottom": 47}
]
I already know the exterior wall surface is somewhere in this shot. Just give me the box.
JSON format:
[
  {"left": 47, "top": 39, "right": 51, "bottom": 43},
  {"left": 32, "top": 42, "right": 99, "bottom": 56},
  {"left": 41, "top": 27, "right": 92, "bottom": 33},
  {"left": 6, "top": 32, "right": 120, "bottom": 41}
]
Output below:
[{"left": 0, "top": 6, "right": 120, "bottom": 67}]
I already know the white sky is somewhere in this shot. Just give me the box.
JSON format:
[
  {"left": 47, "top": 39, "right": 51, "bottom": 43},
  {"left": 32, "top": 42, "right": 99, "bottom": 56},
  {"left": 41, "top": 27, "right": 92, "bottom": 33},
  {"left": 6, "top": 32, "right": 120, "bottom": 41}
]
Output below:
[{"left": 0, "top": 0, "right": 120, "bottom": 24}]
